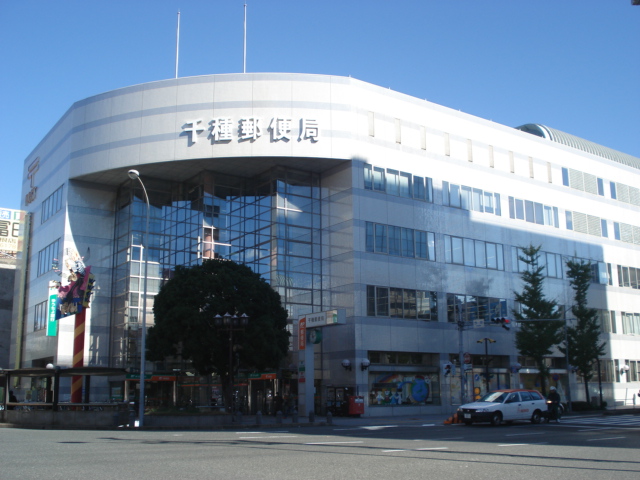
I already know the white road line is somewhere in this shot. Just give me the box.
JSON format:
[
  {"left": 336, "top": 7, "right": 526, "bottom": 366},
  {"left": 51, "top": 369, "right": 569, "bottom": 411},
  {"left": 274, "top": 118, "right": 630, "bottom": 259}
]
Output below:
[
  {"left": 383, "top": 449, "right": 407, "bottom": 452},
  {"left": 505, "top": 432, "right": 545, "bottom": 437},
  {"left": 305, "top": 441, "right": 364, "bottom": 445},
  {"left": 237, "top": 431, "right": 289, "bottom": 434},
  {"left": 586, "top": 437, "right": 626, "bottom": 442},
  {"left": 499, "top": 442, "right": 548, "bottom": 447},
  {"left": 239, "top": 435, "right": 298, "bottom": 439},
  {"left": 414, "top": 437, "right": 463, "bottom": 441},
  {"left": 416, "top": 447, "right": 448, "bottom": 451}
]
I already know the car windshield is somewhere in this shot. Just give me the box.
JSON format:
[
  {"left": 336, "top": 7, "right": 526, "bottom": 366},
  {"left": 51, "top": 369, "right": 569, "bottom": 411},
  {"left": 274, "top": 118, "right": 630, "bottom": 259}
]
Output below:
[{"left": 477, "top": 391, "right": 508, "bottom": 403}]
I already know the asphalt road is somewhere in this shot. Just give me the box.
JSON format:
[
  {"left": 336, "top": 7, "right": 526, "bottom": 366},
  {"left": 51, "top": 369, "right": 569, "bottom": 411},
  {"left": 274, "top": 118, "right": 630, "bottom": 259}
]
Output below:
[{"left": 2, "top": 417, "right": 639, "bottom": 480}]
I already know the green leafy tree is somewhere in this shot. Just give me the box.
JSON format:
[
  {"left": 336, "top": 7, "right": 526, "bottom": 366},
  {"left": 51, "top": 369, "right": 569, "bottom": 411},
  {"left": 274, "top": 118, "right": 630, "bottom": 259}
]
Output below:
[
  {"left": 147, "top": 259, "right": 290, "bottom": 409},
  {"left": 561, "top": 259, "right": 606, "bottom": 404},
  {"left": 513, "top": 245, "right": 563, "bottom": 395}
]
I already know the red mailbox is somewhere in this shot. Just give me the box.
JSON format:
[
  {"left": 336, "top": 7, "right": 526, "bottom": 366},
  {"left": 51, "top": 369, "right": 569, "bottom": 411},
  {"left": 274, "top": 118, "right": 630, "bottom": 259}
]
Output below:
[{"left": 347, "top": 395, "right": 365, "bottom": 416}]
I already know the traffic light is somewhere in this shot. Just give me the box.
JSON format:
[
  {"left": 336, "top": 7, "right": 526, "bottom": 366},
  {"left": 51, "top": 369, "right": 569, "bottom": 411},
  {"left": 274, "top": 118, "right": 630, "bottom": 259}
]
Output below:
[{"left": 491, "top": 317, "right": 511, "bottom": 330}]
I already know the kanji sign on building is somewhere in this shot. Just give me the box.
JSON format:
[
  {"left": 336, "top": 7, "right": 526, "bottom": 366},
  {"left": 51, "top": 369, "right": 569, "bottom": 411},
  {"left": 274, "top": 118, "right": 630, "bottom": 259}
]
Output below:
[
  {"left": 0, "top": 208, "right": 23, "bottom": 255},
  {"left": 182, "top": 117, "right": 320, "bottom": 144}
]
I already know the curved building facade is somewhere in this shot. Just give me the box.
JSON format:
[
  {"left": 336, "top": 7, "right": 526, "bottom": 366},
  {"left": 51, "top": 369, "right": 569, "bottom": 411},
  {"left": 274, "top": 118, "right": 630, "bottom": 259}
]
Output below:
[{"left": 11, "top": 73, "right": 640, "bottom": 415}]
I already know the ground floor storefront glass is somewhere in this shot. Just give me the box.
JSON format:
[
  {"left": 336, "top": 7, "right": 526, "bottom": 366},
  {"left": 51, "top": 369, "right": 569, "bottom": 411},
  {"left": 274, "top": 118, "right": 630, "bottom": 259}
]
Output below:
[
  {"left": 444, "top": 369, "right": 512, "bottom": 405},
  {"left": 368, "top": 372, "right": 441, "bottom": 406}
]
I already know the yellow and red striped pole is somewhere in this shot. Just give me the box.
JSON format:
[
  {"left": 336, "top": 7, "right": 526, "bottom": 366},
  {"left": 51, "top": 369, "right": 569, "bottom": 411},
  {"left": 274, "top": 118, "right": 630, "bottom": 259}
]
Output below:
[{"left": 70, "top": 309, "right": 86, "bottom": 403}]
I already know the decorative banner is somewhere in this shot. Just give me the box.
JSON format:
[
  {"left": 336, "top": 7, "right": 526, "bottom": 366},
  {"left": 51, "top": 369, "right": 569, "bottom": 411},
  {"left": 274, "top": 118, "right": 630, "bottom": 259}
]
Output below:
[
  {"left": 54, "top": 250, "right": 95, "bottom": 319},
  {"left": 52, "top": 247, "right": 96, "bottom": 404}
]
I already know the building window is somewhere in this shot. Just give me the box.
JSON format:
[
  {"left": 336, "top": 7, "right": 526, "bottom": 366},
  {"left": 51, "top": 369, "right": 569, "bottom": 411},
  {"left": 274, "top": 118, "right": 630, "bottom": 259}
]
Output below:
[
  {"left": 364, "top": 165, "right": 386, "bottom": 192},
  {"left": 446, "top": 293, "right": 506, "bottom": 323},
  {"left": 367, "top": 285, "right": 437, "bottom": 321},
  {"left": 512, "top": 247, "right": 564, "bottom": 279},
  {"left": 444, "top": 235, "right": 504, "bottom": 270},
  {"left": 621, "top": 312, "right": 640, "bottom": 335},
  {"left": 562, "top": 167, "right": 604, "bottom": 197},
  {"left": 33, "top": 300, "right": 48, "bottom": 331},
  {"left": 617, "top": 265, "right": 640, "bottom": 289},
  {"left": 508, "top": 197, "right": 558, "bottom": 227},
  {"left": 364, "top": 164, "right": 432, "bottom": 201},
  {"left": 443, "top": 182, "right": 501, "bottom": 215},
  {"left": 565, "top": 210, "right": 612, "bottom": 238},
  {"left": 611, "top": 221, "right": 640, "bottom": 244},
  {"left": 628, "top": 361, "right": 639, "bottom": 382},
  {"left": 41, "top": 185, "right": 64, "bottom": 224},
  {"left": 608, "top": 182, "right": 640, "bottom": 206},
  {"left": 598, "top": 310, "right": 616, "bottom": 334},
  {"left": 37, "top": 238, "right": 60, "bottom": 277},
  {"left": 366, "top": 222, "right": 435, "bottom": 261},
  {"left": 590, "top": 261, "right": 610, "bottom": 285},
  {"left": 387, "top": 170, "right": 399, "bottom": 196}
]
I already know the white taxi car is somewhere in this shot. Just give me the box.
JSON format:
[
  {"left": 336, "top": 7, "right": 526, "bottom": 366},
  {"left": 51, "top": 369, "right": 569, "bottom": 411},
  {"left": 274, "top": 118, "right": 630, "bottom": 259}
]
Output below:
[{"left": 458, "top": 389, "right": 547, "bottom": 425}]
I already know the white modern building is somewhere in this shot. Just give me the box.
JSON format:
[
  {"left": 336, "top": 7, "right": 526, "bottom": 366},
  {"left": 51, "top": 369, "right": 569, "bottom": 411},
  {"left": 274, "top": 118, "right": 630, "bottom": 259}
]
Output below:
[{"left": 10, "top": 73, "right": 640, "bottom": 415}]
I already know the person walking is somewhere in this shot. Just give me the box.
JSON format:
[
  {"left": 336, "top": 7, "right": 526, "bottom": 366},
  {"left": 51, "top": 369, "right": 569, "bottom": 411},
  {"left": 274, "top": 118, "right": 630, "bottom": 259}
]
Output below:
[
  {"left": 8, "top": 390, "right": 18, "bottom": 410},
  {"left": 274, "top": 394, "right": 283, "bottom": 417}
]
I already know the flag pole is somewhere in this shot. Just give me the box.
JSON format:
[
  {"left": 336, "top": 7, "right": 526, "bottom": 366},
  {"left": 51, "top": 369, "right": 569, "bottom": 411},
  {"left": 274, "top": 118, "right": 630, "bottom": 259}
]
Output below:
[
  {"left": 243, "top": 3, "right": 247, "bottom": 73},
  {"left": 175, "top": 11, "right": 181, "bottom": 79}
]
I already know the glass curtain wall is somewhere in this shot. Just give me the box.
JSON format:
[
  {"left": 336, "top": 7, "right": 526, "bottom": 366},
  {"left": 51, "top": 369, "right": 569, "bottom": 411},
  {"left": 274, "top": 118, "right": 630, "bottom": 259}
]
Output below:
[{"left": 110, "top": 167, "right": 322, "bottom": 370}]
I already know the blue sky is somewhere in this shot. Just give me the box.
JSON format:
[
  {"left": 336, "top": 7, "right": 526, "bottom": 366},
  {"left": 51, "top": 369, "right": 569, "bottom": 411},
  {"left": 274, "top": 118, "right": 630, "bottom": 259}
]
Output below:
[{"left": 1, "top": 0, "right": 638, "bottom": 211}]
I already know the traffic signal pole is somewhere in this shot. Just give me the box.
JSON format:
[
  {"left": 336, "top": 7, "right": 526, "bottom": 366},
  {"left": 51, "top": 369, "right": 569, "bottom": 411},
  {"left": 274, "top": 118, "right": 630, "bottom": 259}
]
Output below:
[{"left": 458, "top": 321, "right": 467, "bottom": 406}]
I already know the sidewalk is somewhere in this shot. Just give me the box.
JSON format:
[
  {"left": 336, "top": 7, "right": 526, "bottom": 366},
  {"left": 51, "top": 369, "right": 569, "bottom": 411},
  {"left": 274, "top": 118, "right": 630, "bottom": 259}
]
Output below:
[
  {"left": 2, "top": 407, "right": 636, "bottom": 431},
  {"left": 223, "top": 411, "right": 456, "bottom": 430}
]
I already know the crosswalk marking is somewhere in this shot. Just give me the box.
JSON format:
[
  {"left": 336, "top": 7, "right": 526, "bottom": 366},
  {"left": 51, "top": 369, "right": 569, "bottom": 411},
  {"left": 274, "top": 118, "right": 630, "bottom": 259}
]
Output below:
[{"left": 562, "top": 415, "right": 640, "bottom": 427}]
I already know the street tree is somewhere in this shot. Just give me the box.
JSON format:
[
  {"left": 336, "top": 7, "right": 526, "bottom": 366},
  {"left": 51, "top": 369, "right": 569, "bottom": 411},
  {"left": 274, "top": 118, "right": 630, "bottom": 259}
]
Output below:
[
  {"left": 560, "top": 259, "right": 606, "bottom": 404},
  {"left": 147, "top": 259, "right": 290, "bottom": 409},
  {"left": 513, "top": 245, "right": 563, "bottom": 396}
]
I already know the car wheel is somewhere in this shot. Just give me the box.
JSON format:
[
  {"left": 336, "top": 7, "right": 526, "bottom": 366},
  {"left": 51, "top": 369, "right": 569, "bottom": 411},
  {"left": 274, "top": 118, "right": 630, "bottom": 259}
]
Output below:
[
  {"left": 463, "top": 420, "right": 472, "bottom": 426},
  {"left": 531, "top": 410, "right": 542, "bottom": 424},
  {"left": 490, "top": 411, "right": 502, "bottom": 426}
]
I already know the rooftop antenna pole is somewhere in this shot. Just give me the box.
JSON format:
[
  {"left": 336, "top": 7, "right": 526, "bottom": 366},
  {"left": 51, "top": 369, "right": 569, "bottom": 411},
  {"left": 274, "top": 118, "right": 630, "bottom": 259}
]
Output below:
[
  {"left": 175, "top": 11, "right": 181, "bottom": 79},
  {"left": 243, "top": 3, "right": 247, "bottom": 73}
]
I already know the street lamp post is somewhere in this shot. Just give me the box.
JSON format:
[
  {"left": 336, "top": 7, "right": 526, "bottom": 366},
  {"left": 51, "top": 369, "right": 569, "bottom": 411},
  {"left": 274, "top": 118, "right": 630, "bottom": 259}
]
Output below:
[
  {"left": 214, "top": 312, "right": 249, "bottom": 418},
  {"left": 127, "top": 170, "right": 150, "bottom": 428}
]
